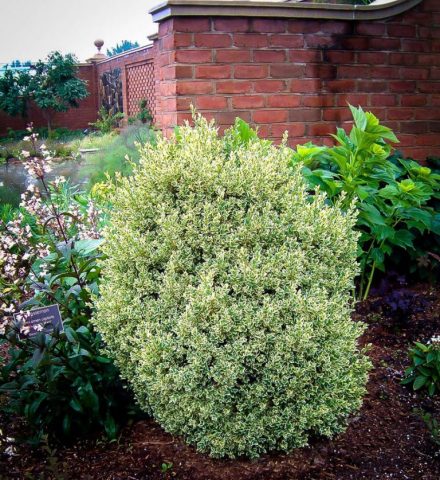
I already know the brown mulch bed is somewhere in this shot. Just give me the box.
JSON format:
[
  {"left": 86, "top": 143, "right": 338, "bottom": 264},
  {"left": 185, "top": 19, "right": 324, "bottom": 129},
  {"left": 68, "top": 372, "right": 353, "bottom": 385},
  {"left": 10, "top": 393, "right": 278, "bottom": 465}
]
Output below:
[{"left": 1, "top": 285, "right": 439, "bottom": 480}]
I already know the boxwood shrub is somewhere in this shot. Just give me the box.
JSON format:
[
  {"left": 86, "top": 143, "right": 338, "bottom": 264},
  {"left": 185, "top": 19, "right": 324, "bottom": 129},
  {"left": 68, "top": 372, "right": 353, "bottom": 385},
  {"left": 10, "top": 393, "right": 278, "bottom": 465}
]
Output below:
[{"left": 93, "top": 114, "right": 371, "bottom": 458}]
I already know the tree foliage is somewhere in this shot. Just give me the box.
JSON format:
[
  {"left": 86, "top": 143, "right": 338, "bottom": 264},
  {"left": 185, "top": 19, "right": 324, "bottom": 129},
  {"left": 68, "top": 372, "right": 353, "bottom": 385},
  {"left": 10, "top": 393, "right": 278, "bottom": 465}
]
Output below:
[
  {"left": 0, "top": 69, "right": 30, "bottom": 117},
  {"left": 0, "top": 51, "right": 89, "bottom": 131},
  {"left": 106, "top": 40, "right": 140, "bottom": 57},
  {"left": 30, "top": 52, "right": 89, "bottom": 130}
]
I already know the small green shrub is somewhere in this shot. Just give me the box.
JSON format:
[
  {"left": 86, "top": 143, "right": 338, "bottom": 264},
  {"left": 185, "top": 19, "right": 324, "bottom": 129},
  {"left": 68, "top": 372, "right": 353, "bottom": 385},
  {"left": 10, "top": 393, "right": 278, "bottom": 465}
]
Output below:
[
  {"left": 94, "top": 114, "right": 371, "bottom": 458},
  {"left": 417, "top": 410, "right": 440, "bottom": 452},
  {"left": 89, "top": 107, "right": 124, "bottom": 134},
  {"left": 402, "top": 338, "right": 440, "bottom": 395},
  {"left": 0, "top": 131, "right": 138, "bottom": 444},
  {"left": 291, "top": 105, "right": 440, "bottom": 299}
]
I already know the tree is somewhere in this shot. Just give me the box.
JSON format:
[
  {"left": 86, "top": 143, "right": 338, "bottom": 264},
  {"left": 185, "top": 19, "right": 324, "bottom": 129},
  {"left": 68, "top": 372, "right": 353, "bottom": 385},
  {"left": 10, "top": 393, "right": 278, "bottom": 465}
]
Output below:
[
  {"left": 30, "top": 52, "right": 89, "bottom": 131},
  {"left": 106, "top": 40, "right": 139, "bottom": 57},
  {"left": 0, "top": 51, "right": 89, "bottom": 132},
  {"left": 0, "top": 68, "right": 30, "bottom": 117}
]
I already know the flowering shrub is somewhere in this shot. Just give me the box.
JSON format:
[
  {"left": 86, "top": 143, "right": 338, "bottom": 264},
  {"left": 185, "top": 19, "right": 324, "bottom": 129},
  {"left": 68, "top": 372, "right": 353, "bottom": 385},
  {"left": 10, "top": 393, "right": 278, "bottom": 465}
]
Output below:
[
  {"left": 94, "top": 114, "right": 371, "bottom": 458},
  {"left": 0, "top": 126, "right": 137, "bottom": 443},
  {"left": 402, "top": 336, "right": 440, "bottom": 396}
]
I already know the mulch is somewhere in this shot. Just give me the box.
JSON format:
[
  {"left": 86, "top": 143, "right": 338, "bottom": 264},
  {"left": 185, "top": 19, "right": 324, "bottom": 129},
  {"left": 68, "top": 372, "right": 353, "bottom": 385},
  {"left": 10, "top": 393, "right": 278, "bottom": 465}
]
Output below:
[{"left": 1, "top": 284, "right": 439, "bottom": 480}]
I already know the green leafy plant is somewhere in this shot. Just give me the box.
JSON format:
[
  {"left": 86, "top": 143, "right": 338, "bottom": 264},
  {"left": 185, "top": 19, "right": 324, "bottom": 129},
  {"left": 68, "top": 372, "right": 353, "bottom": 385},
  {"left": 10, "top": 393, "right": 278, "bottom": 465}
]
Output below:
[
  {"left": 417, "top": 409, "right": 440, "bottom": 451},
  {"left": 0, "top": 68, "right": 30, "bottom": 117},
  {"left": 291, "top": 105, "right": 440, "bottom": 299},
  {"left": 94, "top": 112, "right": 371, "bottom": 458},
  {"left": 136, "top": 99, "right": 153, "bottom": 125},
  {"left": 0, "top": 128, "right": 137, "bottom": 444},
  {"left": 30, "top": 52, "right": 89, "bottom": 132},
  {"left": 89, "top": 107, "right": 124, "bottom": 134},
  {"left": 160, "top": 462, "right": 173, "bottom": 474},
  {"left": 402, "top": 337, "right": 440, "bottom": 396},
  {"left": 0, "top": 52, "right": 89, "bottom": 133}
]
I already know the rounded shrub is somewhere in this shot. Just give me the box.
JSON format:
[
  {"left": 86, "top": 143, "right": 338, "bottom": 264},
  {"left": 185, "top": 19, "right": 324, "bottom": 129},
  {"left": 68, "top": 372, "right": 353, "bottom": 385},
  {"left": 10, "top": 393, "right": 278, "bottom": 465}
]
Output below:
[{"left": 93, "top": 115, "right": 371, "bottom": 458}]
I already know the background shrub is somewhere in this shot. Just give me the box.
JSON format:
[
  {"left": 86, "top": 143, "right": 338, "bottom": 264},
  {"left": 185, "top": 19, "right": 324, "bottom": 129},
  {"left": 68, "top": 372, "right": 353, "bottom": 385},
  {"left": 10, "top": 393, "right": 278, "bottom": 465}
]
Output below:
[
  {"left": 291, "top": 106, "right": 440, "bottom": 299},
  {"left": 94, "top": 114, "right": 371, "bottom": 458}
]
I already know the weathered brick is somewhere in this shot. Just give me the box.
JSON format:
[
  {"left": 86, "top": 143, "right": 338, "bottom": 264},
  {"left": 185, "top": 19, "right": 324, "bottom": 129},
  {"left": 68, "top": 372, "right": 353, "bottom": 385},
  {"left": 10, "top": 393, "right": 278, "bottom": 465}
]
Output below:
[
  {"left": 323, "top": 108, "right": 353, "bottom": 122},
  {"left": 369, "top": 94, "right": 396, "bottom": 107},
  {"left": 401, "top": 39, "right": 431, "bottom": 52},
  {"left": 213, "top": 18, "right": 250, "bottom": 32},
  {"left": 216, "top": 81, "right": 253, "bottom": 94},
  {"left": 387, "top": 24, "right": 416, "bottom": 37},
  {"left": 253, "top": 110, "right": 288, "bottom": 123},
  {"left": 270, "top": 64, "right": 304, "bottom": 78},
  {"left": 338, "top": 66, "right": 372, "bottom": 79},
  {"left": 401, "top": 95, "right": 427, "bottom": 107},
  {"left": 194, "top": 33, "right": 232, "bottom": 48},
  {"left": 305, "top": 64, "right": 336, "bottom": 79},
  {"left": 288, "top": 20, "right": 321, "bottom": 34},
  {"left": 195, "top": 96, "right": 228, "bottom": 110},
  {"left": 269, "top": 35, "right": 304, "bottom": 48},
  {"left": 324, "top": 51, "right": 355, "bottom": 64},
  {"left": 235, "top": 65, "right": 268, "bottom": 79},
  {"left": 389, "top": 53, "right": 415, "bottom": 66},
  {"left": 400, "top": 121, "right": 429, "bottom": 134},
  {"left": 252, "top": 19, "right": 287, "bottom": 33},
  {"left": 267, "top": 95, "right": 301, "bottom": 108},
  {"left": 233, "top": 34, "right": 269, "bottom": 48},
  {"left": 254, "top": 50, "right": 287, "bottom": 63},
  {"left": 173, "top": 18, "right": 211, "bottom": 33},
  {"left": 175, "top": 50, "right": 212, "bottom": 64},
  {"left": 369, "top": 38, "right": 401, "bottom": 51},
  {"left": 232, "top": 95, "right": 265, "bottom": 109},
  {"left": 216, "top": 49, "right": 251, "bottom": 63},
  {"left": 387, "top": 108, "right": 414, "bottom": 120},
  {"left": 357, "top": 52, "right": 388, "bottom": 65},
  {"left": 254, "top": 79, "right": 287, "bottom": 93},
  {"left": 176, "top": 81, "right": 213, "bottom": 95},
  {"left": 389, "top": 81, "right": 417, "bottom": 93},
  {"left": 357, "top": 23, "right": 387, "bottom": 36},
  {"left": 400, "top": 67, "right": 430, "bottom": 80},
  {"left": 290, "top": 50, "right": 322, "bottom": 63},
  {"left": 357, "top": 80, "right": 389, "bottom": 92},
  {"left": 195, "top": 65, "right": 231, "bottom": 79},
  {"left": 419, "top": 82, "right": 440, "bottom": 93},
  {"left": 305, "top": 35, "right": 339, "bottom": 49},
  {"left": 290, "top": 79, "right": 322, "bottom": 93},
  {"left": 289, "top": 109, "right": 321, "bottom": 122},
  {"left": 303, "top": 95, "right": 335, "bottom": 107},
  {"left": 325, "top": 79, "right": 356, "bottom": 93},
  {"left": 415, "top": 108, "right": 440, "bottom": 120}
]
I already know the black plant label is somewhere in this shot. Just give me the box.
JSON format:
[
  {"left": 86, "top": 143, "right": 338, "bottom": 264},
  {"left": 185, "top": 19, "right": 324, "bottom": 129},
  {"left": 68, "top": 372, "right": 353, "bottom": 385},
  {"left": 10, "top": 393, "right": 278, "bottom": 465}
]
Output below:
[{"left": 14, "top": 304, "right": 64, "bottom": 338}]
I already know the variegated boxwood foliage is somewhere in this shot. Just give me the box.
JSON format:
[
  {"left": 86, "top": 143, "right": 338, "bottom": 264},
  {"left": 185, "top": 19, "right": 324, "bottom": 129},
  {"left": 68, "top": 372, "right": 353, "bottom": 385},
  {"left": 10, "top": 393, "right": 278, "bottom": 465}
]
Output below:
[{"left": 93, "top": 114, "right": 371, "bottom": 458}]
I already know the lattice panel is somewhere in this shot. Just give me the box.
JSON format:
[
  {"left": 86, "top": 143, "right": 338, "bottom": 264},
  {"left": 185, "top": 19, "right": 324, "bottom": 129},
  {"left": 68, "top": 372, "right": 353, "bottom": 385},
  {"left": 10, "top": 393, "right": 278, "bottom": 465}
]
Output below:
[{"left": 126, "top": 61, "right": 156, "bottom": 119}]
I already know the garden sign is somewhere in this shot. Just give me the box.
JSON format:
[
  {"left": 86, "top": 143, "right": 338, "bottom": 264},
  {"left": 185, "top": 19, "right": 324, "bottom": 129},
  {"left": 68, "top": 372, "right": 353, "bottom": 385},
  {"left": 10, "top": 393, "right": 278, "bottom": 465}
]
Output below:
[{"left": 14, "top": 304, "right": 64, "bottom": 338}]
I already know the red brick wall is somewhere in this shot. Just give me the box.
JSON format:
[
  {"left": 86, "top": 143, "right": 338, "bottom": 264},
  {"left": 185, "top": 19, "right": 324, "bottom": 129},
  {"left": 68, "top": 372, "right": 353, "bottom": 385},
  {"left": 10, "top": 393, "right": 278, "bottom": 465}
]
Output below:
[
  {"left": 95, "top": 45, "right": 157, "bottom": 121},
  {"left": 0, "top": 45, "right": 158, "bottom": 135},
  {"left": 0, "top": 65, "right": 99, "bottom": 134},
  {"left": 156, "top": 0, "right": 440, "bottom": 160}
]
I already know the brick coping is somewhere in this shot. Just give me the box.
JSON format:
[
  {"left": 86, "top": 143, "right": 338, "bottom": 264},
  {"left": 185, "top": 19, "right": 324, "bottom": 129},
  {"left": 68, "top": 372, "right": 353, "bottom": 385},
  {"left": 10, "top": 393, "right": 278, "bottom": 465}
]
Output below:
[
  {"left": 95, "top": 43, "right": 155, "bottom": 65},
  {"left": 150, "top": 0, "right": 422, "bottom": 21}
]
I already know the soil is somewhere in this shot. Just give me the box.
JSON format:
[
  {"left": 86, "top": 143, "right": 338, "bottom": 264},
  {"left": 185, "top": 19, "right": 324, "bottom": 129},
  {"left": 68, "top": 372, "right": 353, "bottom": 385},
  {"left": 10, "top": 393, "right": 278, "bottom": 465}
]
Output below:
[{"left": 1, "top": 284, "right": 439, "bottom": 480}]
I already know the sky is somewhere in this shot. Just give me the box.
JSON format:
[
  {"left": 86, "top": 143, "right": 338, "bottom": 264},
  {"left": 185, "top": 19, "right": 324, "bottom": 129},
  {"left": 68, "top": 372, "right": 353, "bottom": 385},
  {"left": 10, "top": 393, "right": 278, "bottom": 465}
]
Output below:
[{"left": 0, "top": 0, "right": 158, "bottom": 64}]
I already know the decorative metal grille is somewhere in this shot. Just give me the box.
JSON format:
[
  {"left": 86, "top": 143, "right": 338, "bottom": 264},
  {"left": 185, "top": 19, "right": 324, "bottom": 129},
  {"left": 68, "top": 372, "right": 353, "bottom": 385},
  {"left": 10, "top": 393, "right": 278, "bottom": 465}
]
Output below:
[{"left": 126, "top": 61, "right": 156, "bottom": 120}]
